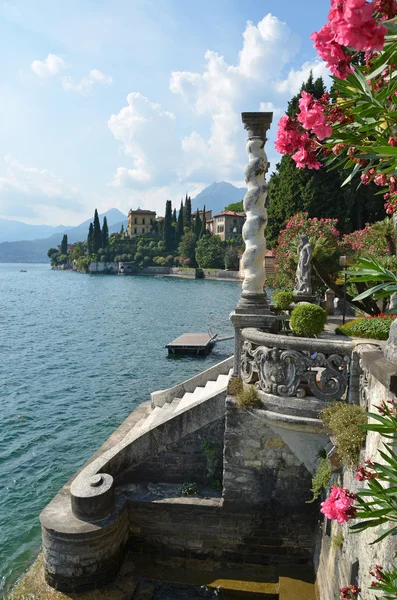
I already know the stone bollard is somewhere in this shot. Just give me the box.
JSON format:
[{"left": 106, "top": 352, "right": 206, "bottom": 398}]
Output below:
[{"left": 324, "top": 288, "right": 335, "bottom": 315}]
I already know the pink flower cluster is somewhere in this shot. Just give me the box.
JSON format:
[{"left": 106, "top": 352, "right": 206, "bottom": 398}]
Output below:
[
  {"left": 311, "top": 0, "right": 388, "bottom": 79},
  {"left": 378, "top": 398, "right": 397, "bottom": 416},
  {"left": 355, "top": 459, "right": 378, "bottom": 480},
  {"left": 369, "top": 564, "right": 384, "bottom": 588},
  {"left": 320, "top": 486, "right": 356, "bottom": 523},
  {"left": 274, "top": 92, "right": 333, "bottom": 169},
  {"left": 339, "top": 585, "right": 361, "bottom": 599},
  {"left": 297, "top": 92, "right": 333, "bottom": 140}
]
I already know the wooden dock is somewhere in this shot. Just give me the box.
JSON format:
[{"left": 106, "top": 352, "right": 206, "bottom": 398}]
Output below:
[{"left": 166, "top": 333, "right": 217, "bottom": 356}]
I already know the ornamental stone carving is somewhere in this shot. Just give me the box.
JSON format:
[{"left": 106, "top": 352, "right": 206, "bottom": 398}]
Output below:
[{"left": 241, "top": 339, "right": 351, "bottom": 402}]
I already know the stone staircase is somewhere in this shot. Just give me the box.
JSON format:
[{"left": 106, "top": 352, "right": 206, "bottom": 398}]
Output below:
[{"left": 132, "top": 372, "right": 231, "bottom": 434}]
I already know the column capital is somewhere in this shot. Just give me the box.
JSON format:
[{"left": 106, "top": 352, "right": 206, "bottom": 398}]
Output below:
[{"left": 241, "top": 112, "right": 273, "bottom": 139}]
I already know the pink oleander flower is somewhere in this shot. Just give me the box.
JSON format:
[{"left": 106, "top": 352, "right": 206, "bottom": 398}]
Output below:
[
  {"left": 297, "top": 92, "right": 333, "bottom": 140},
  {"left": 339, "top": 585, "right": 361, "bottom": 599},
  {"left": 311, "top": 24, "right": 354, "bottom": 79},
  {"left": 355, "top": 462, "right": 378, "bottom": 480},
  {"left": 360, "top": 168, "right": 375, "bottom": 184},
  {"left": 374, "top": 0, "right": 397, "bottom": 18},
  {"left": 389, "top": 136, "right": 397, "bottom": 146},
  {"left": 320, "top": 486, "right": 356, "bottom": 523},
  {"left": 274, "top": 116, "right": 303, "bottom": 154},
  {"left": 292, "top": 135, "right": 322, "bottom": 170},
  {"left": 374, "top": 173, "right": 387, "bottom": 186},
  {"left": 333, "top": 143, "right": 346, "bottom": 155}
]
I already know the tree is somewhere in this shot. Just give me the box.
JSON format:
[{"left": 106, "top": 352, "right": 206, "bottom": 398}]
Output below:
[
  {"left": 102, "top": 216, "right": 109, "bottom": 248},
  {"left": 178, "top": 230, "right": 197, "bottom": 264},
  {"left": 224, "top": 245, "right": 240, "bottom": 271},
  {"left": 194, "top": 209, "right": 202, "bottom": 239},
  {"left": 70, "top": 242, "right": 85, "bottom": 261},
  {"left": 172, "top": 208, "right": 177, "bottom": 223},
  {"left": 47, "top": 248, "right": 58, "bottom": 259},
  {"left": 184, "top": 194, "right": 192, "bottom": 229},
  {"left": 163, "top": 200, "right": 174, "bottom": 252},
  {"left": 195, "top": 234, "right": 225, "bottom": 268},
  {"left": 224, "top": 201, "right": 244, "bottom": 212},
  {"left": 176, "top": 200, "right": 184, "bottom": 245},
  {"left": 120, "top": 223, "right": 124, "bottom": 235},
  {"left": 87, "top": 222, "right": 94, "bottom": 255},
  {"left": 93, "top": 209, "right": 103, "bottom": 253},
  {"left": 60, "top": 234, "right": 68, "bottom": 255},
  {"left": 200, "top": 205, "right": 207, "bottom": 238},
  {"left": 267, "top": 73, "right": 383, "bottom": 246}
]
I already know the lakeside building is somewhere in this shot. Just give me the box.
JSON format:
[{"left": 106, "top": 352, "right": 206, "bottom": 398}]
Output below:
[
  {"left": 127, "top": 208, "right": 157, "bottom": 237},
  {"left": 57, "top": 243, "right": 75, "bottom": 254},
  {"left": 211, "top": 211, "right": 245, "bottom": 241}
]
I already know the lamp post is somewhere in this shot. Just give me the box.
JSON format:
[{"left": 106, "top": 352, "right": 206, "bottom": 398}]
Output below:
[{"left": 230, "top": 112, "right": 275, "bottom": 377}]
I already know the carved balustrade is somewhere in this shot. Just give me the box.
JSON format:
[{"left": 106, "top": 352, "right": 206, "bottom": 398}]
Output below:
[{"left": 240, "top": 328, "right": 354, "bottom": 402}]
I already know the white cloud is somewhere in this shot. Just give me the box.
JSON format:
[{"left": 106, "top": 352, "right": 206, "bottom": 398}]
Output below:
[
  {"left": 61, "top": 69, "right": 112, "bottom": 95},
  {"left": 31, "top": 53, "right": 65, "bottom": 77},
  {"left": 0, "top": 155, "right": 82, "bottom": 218},
  {"left": 109, "top": 14, "right": 330, "bottom": 197},
  {"left": 108, "top": 92, "right": 176, "bottom": 188},
  {"left": 274, "top": 59, "right": 330, "bottom": 95}
]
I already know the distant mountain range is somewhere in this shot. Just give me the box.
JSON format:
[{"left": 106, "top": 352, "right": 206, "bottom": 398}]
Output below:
[
  {"left": 0, "top": 182, "right": 247, "bottom": 262},
  {"left": 191, "top": 182, "right": 246, "bottom": 215},
  {"left": 0, "top": 209, "right": 127, "bottom": 263}
]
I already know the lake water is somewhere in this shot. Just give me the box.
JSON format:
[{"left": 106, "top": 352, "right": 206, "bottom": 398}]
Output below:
[{"left": 0, "top": 264, "right": 241, "bottom": 596}]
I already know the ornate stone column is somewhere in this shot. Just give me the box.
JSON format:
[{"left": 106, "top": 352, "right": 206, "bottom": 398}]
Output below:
[{"left": 230, "top": 112, "right": 275, "bottom": 377}]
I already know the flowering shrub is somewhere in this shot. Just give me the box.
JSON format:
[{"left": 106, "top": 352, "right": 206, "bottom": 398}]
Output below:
[
  {"left": 267, "top": 212, "right": 340, "bottom": 290},
  {"left": 336, "top": 313, "right": 396, "bottom": 339},
  {"left": 274, "top": 0, "right": 397, "bottom": 214},
  {"left": 340, "top": 224, "right": 389, "bottom": 257},
  {"left": 338, "top": 585, "right": 361, "bottom": 600}
]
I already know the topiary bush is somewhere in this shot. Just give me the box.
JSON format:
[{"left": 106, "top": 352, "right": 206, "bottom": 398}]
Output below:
[
  {"left": 336, "top": 314, "right": 395, "bottom": 341},
  {"left": 290, "top": 303, "right": 327, "bottom": 336},
  {"left": 273, "top": 290, "right": 295, "bottom": 310}
]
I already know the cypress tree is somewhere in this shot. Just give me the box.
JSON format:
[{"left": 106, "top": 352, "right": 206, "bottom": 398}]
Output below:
[
  {"left": 87, "top": 223, "right": 94, "bottom": 255},
  {"left": 102, "top": 216, "right": 109, "bottom": 247},
  {"left": 163, "top": 200, "right": 174, "bottom": 251},
  {"left": 120, "top": 223, "right": 124, "bottom": 235},
  {"left": 172, "top": 208, "right": 177, "bottom": 223},
  {"left": 177, "top": 200, "right": 184, "bottom": 245},
  {"left": 93, "top": 209, "right": 103, "bottom": 253},
  {"left": 60, "top": 234, "right": 68, "bottom": 255},
  {"left": 200, "top": 205, "right": 207, "bottom": 238},
  {"left": 184, "top": 193, "right": 192, "bottom": 229},
  {"left": 194, "top": 209, "right": 202, "bottom": 239}
]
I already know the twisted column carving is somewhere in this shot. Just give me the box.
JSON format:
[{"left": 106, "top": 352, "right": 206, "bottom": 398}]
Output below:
[{"left": 240, "top": 112, "right": 272, "bottom": 303}]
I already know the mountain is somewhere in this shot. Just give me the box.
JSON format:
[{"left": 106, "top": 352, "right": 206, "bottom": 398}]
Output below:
[
  {"left": 0, "top": 209, "right": 127, "bottom": 263},
  {"left": 0, "top": 218, "right": 72, "bottom": 243},
  {"left": 191, "top": 182, "right": 247, "bottom": 215}
]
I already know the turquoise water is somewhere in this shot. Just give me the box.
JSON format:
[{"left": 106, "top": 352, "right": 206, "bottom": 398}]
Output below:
[{"left": 0, "top": 264, "right": 240, "bottom": 597}]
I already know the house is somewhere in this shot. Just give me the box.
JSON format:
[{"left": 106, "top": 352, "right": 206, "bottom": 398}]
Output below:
[
  {"left": 57, "top": 244, "right": 75, "bottom": 254},
  {"left": 127, "top": 208, "right": 157, "bottom": 236},
  {"left": 212, "top": 211, "right": 245, "bottom": 241}
]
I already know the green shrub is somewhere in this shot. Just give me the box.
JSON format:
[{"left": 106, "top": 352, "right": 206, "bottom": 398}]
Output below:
[
  {"left": 236, "top": 385, "right": 262, "bottom": 410},
  {"left": 321, "top": 402, "right": 367, "bottom": 467},
  {"left": 336, "top": 314, "right": 395, "bottom": 341},
  {"left": 290, "top": 303, "right": 327, "bottom": 336},
  {"left": 307, "top": 457, "right": 331, "bottom": 503},
  {"left": 153, "top": 256, "right": 167, "bottom": 266},
  {"left": 227, "top": 377, "right": 243, "bottom": 396},
  {"left": 181, "top": 482, "right": 197, "bottom": 496},
  {"left": 273, "top": 290, "right": 295, "bottom": 310}
]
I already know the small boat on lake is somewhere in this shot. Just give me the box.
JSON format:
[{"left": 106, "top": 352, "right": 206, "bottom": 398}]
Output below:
[{"left": 19, "top": 269, "right": 27, "bottom": 273}]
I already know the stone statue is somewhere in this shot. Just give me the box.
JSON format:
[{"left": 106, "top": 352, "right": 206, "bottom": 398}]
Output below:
[{"left": 294, "top": 234, "right": 313, "bottom": 296}]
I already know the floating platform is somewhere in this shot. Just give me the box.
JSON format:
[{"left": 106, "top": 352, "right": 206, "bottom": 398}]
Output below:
[{"left": 166, "top": 333, "right": 217, "bottom": 356}]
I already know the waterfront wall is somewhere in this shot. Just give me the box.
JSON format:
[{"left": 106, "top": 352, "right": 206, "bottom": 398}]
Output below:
[
  {"left": 314, "top": 345, "right": 396, "bottom": 600},
  {"left": 84, "top": 262, "right": 242, "bottom": 280}
]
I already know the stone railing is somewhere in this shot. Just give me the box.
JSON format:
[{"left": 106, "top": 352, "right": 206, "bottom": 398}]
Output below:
[{"left": 240, "top": 328, "right": 356, "bottom": 402}]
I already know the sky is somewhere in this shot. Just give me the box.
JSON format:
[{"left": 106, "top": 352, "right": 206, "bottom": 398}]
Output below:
[{"left": 0, "top": 0, "right": 331, "bottom": 226}]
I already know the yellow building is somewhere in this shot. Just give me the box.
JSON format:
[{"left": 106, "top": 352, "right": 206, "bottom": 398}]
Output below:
[
  {"left": 127, "top": 208, "right": 156, "bottom": 237},
  {"left": 212, "top": 211, "right": 245, "bottom": 241}
]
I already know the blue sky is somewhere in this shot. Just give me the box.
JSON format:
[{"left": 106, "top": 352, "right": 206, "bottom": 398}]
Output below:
[{"left": 0, "top": 0, "right": 331, "bottom": 225}]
